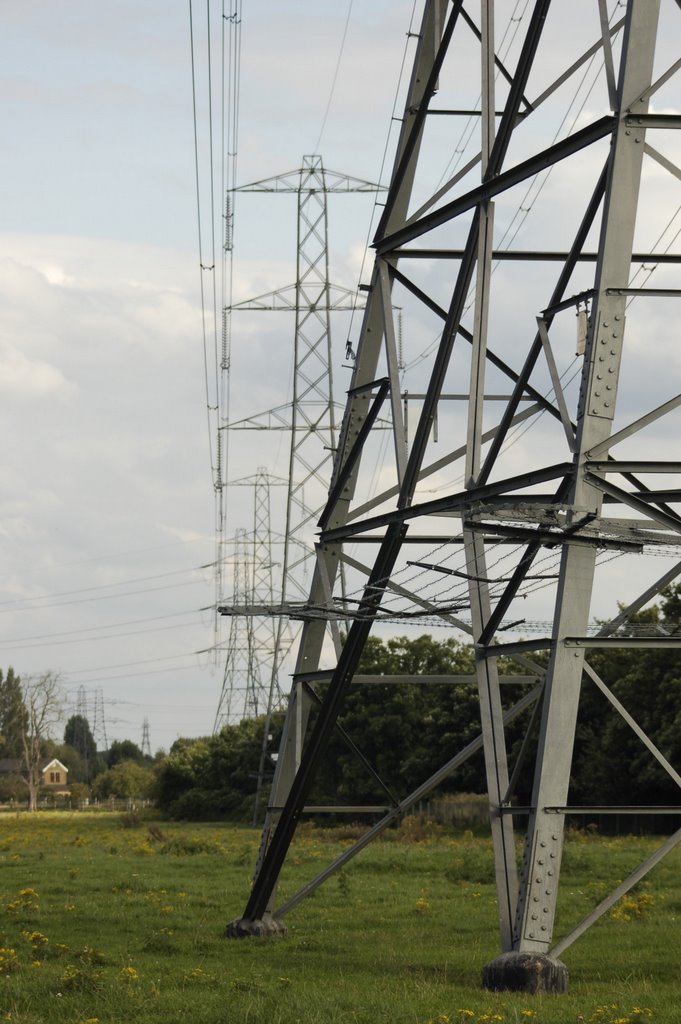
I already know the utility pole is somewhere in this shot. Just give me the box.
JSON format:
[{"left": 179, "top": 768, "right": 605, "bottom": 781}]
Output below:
[{"left": 226, "top": 0, "right": 681, "bottom": 993}]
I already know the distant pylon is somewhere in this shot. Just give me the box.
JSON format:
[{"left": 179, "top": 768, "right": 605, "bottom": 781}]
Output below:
[
  {"left": 214, "top": 528, "right": 254, "bottom": 727},
  {"left": 75, "top": 686, "right": 108, "bottom": 754},
  {"left": 251, "top": 467, "right": 289, "bottom": 718},
  {"left": 217, "top": 156, "right": 384, "bottom": 735},
  {"left": 251, "top": 467, "right": 288, "bottom": 824},
  {"left": 214, "top": 471, "right": 292, "bottom": 730},
  {"left": 92, "top": 689, "right": 108, "bottom": 753},
  {"left": 74, "top": 686, "right": 93, "bottom": 783},
  {"left": 141, "top": 718, "right": 152, "bottom": 759},
  {"left": 76, "top": 685, "right": 88, "bottom": 721}
]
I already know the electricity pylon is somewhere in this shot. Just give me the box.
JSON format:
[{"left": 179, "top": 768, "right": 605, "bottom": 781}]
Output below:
[
  {"left": 214, "top": 471, "right": 287, "bottom": 729},
  {"left": 227, "top": 0, "right": 681, "bottom": 992},
  {"left": 141, "top": 718, "right": 152, "bottom": 759},
  {"left": 217, "top": 158, "right": 382, "bottom": 731},
  {"left": 248, "top": 467, "right": 288, "bottom": 823},
  {"left": 214, "top": 528, "right": 257, "bottom": 726},
  {"left": 223, "top": 156, "right": 381, "bottom": 604},
  {"left": 75, "top": 686, "right": 108, "bottom": 759}
]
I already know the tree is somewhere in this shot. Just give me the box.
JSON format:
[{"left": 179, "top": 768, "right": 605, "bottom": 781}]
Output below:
[
  {"left": 63, "top": 714, "right": 102, "bottom": 782},
  {"left": 310, "top": 634, "right": 490, "bottom": 805},
  {"left": 151, "top": 610, "right": 681, "bottom": 825},
  {"left": 92, "top": 759, "right": 156, "bottom": 801},
  {"left": 571, "top": 587, "right": 681, "bottom": 810},
  {"left": 155, "top": 716, "right": 284, "bottom": 820},
  {"left": 19, "top": 672, "right": 64, "bottom": 812},
  {"left": 0, "top": 667, "right": 26, "bottom": 759},
  {"left": 107, "top": 739, "right": 146, "bottom": 767},
  {"left": 152, "top": 634, "right": 516, "bottom": 821},
  {"left": 64, "top": 714, "right": 97, "bottom": 762}
]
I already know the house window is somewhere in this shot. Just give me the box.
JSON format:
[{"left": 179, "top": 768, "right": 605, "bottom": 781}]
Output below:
[{"left": 50, "top": 771, "right": 61, "bottom": 783}]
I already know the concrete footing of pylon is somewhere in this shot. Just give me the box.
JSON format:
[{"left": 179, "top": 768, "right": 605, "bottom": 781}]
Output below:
[
  {"left": 482, "top": 951, "right": 569, "bottom": 993},
  {"left": 224, "top": 913, "right": 288, "bottom": 938}
]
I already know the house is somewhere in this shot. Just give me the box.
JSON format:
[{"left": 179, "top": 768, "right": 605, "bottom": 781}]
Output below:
[
  {"left": 0, "top": 757, "right": 71, "bottom": 803},
  {"left": 41, "top": 758, "right": 69, "bottom": 794}
]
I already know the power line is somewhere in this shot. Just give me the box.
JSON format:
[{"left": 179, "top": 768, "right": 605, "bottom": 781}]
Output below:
[
  {"left": 312, "top": 0, "right": 355, "bottom": 154},
  {"left": 64, "top": 650, "right": 204, "bottom": 677},
  {"left": 0, "top": 613, "right": 205, "bottom": 651},
  {"left": 0, "top": 564, "right": 212, "bottom": 613},
  {"left": 0, "top": 536, "right": 211, "bottom": 582}
]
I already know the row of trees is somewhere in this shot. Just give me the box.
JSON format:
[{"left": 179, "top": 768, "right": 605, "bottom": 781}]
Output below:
[
  {"left": 2, "top": 585, "right": 680, "bottom": 819},
  {"left": 157, "top": 585, "right": 681, "bottom": 820}
]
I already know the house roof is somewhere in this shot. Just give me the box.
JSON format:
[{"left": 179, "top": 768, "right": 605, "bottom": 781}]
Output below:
[{"left": 41, "top": 758, "right": 69, "bottom": 774}]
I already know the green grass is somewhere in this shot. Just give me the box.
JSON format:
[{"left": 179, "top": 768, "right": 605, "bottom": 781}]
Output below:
[{"left": 0, "top": 813, "right": 679, "bottom": 1023}]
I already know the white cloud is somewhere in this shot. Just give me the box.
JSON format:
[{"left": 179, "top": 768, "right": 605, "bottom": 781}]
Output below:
[{"left": 0, "top": 341, "right": 75, "bottom": 398}]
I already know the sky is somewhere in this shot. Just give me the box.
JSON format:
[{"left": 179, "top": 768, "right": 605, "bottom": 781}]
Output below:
[
  {"left": 2, "top": 2, "right": 681, "bottom": 753},
  {"left": 0, "top": 1, "right": 419, "bottom": 752}
]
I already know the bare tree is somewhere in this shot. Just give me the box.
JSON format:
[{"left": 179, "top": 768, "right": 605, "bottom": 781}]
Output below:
[{"left": 20, "top": 672, "right": 64, "bottom": 812}]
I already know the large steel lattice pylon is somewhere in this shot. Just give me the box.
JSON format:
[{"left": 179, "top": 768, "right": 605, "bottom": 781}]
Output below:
[
  {"left": 214, "top": 527, "right": 259, "bottom": 725},
  {"left": 227, "top": 0, "right": 681, "bottom": 992},
  {"left": 225, "top": 156, "right": 381, "bottom": 604},
  {"left": 217, "top": 158, "right": 381, "bottom": 762},
  {"left": 214, "top": 470, "right": 287, "bottom": 728}
]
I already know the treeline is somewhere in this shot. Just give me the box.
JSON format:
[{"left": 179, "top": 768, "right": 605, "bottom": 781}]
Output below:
[
  {"left": 157, "top": 585, "right": 681, "bottom": 820},
  {"left": 2, "top": 586, "right": 680, "bottom": 820}
]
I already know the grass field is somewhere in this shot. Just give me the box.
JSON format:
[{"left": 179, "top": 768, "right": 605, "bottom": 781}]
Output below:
[{"left": 0, "top": 812, "right": 679, "bottom": 1024}]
